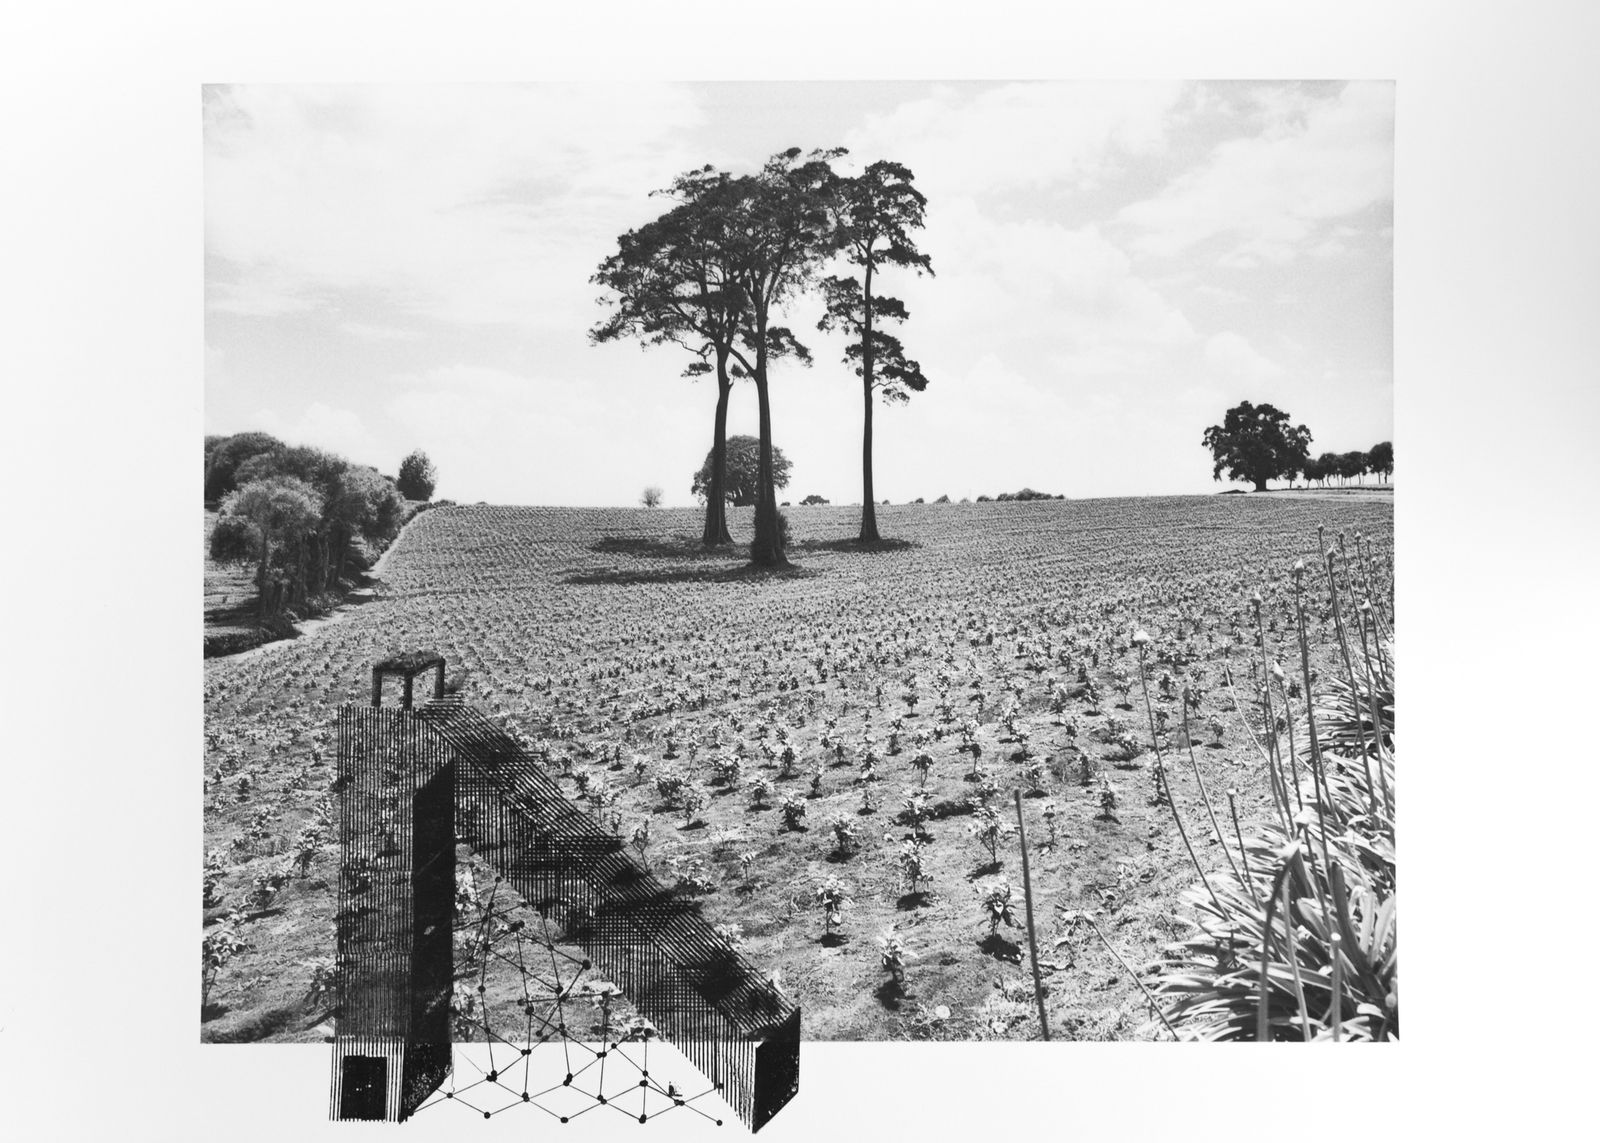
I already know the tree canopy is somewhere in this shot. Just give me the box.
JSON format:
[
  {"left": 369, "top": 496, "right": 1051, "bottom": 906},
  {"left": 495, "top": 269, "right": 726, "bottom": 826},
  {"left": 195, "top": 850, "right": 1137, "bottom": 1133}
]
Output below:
[
  {"left": 719, "top": 148, "right": 842, "bottom": 565},
  {"left": 205, "top": 431, "right": 285, "bottom": 503},
  {"left": 209, "top": 436, "right": 409, "bottom": 622},
  {"left": 591, "top": 166, "right": 807, "bottom": 547},
  {"left": 692, "top": 435, "right": 791, "bottom": 507},
  {"left": 397, "top": 449, "right": 437, "bottom": 501},
  {"left": 1201, "top": 401, "right": 1312, "bottom": 492},
  {"left": 817, "top": 159, "right": 933, "bottom": 542},
  {"left": 1368, "top": 441, "right": 1393, "bottom": 481},
  {"left": 216, "top": 475, "right": 324, "bottom": 622}
]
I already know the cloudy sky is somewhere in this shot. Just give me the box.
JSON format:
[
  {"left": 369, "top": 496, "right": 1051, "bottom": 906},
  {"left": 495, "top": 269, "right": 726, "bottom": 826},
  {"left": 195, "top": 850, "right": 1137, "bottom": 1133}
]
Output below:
[{"left": 205, "top": 81, "right": 1393, "bottom": 506}]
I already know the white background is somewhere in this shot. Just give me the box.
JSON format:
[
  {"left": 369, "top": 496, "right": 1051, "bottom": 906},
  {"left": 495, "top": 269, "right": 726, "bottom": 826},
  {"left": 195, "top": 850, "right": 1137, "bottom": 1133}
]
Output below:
[{"left": 2, "top": 1, "right": 1596, "bottom": 1139}]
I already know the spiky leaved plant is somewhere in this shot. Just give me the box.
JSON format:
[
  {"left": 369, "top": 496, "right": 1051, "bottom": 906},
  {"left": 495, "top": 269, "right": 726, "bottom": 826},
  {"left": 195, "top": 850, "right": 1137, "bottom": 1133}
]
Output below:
[{"left": 1155, "top": 549, "right": 1396, "bottom": 1041}]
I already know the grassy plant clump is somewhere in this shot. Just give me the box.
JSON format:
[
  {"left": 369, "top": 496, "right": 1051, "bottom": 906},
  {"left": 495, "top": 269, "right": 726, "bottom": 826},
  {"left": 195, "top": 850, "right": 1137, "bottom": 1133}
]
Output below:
[{"left": 1155, "top": 549, "right": 1396, "bottom": 1041}]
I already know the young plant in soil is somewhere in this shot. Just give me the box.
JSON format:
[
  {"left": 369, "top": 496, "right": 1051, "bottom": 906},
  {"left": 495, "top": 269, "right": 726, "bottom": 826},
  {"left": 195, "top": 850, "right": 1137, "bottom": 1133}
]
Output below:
[
  {"left": 896, "top": 838, "right": 930, "bottom": 895},
  {"left": 829, "top": 813, "right": 860, "bottom": 857},
  {"left": 968, "top": 805, "right": 1016, "bottom": 868},
  {"left": 980, "top": 882, "right": 1020, "bottom": 937},
  {"left": 202, "top": 913, "right": 246, "bottom": 1011},
  {"left": 878, "top": 933, "right": 910, "bottom": 990},
  {"left": 816, "top": 878, "right": 850, "bottom": 937}
]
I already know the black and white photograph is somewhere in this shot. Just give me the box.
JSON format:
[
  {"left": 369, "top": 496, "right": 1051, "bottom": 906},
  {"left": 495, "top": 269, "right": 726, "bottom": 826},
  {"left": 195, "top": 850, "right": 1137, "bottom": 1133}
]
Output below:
[
  {"left": 199, "top": 79, "right": 1397, "bottom": 1084},
  {"left": 5, "top": 2, "right": 1598, "bottom": 1140}
]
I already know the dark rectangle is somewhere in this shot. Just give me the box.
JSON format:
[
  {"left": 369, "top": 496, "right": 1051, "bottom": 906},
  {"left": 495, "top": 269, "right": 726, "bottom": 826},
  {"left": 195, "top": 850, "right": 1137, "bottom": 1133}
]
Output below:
[
  {"left": 751, "top": 1006, "right": 801, "bottom": 1132},
  {"left": 338, "top": 1054, "right": 388, "bottom": 1121}
]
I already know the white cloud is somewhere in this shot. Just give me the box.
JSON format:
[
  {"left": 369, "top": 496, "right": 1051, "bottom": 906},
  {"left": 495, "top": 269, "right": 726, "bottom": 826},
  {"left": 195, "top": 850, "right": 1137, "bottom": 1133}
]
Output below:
[
  {"left": 339, "top": 321, "right": 421, "bottom": 341},
  {"left": 204, "top": 84, "right": 709, "bottom": 330},
  {"left": 383, "top": 361, "right": 714, "bottom": 505},
  {"left": 896, "top": 197, "right": 1195, "bottom": 386},
  {"left": 843, "top": 81, "right": 1183, "bottom": 203},
  {"left": 1203, "top": 330, "right": 1284, "bottom": 383},
  {"left": 1117, "top": 82, "right": 1393, "bottom": 264},
  {"left": 253, "top": 401, "right": 382, "bottom": 466},
  {"left": 202, "top": 81, "right": 1391, "bottom": 504}
]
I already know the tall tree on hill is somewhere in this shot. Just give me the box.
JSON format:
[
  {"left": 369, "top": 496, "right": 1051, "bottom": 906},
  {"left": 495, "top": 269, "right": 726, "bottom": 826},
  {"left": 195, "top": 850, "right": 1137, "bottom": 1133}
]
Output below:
[
  {"left": 817, "top": 159, "right": 933, "bottom": 543},
  {"left": 1201, "top": 400, "right": 1313, "bottom": 492},
  {"left": 592, "top": 169, "right": 761, "bottom": 547},
  {"left": 719, "top": 148, "right": 843, "bottom": 567}
]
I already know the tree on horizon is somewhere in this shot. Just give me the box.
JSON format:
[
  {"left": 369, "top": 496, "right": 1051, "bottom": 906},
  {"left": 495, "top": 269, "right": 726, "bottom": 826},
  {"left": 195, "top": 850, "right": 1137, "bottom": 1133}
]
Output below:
[
  {"left": 817, "top": 159, "right": 933, "bottom": 544},
  {"left": 717, "top": 148, "right": 843, "bottom": 567},
  {"left": 692, "top": 435, "right": 792, "bottom": 507},
  {"left": 1368, "top": 440, "right": 1393, "bottom": 483},
  {"left": 591, "top": 169, "right": 774, "bottom": 547},
  {"left": 397, "top": 449, "right": 436, "bottom": 501},
  {"left": 1201, "top": 401, "right": 1313, "bottom": 492}
]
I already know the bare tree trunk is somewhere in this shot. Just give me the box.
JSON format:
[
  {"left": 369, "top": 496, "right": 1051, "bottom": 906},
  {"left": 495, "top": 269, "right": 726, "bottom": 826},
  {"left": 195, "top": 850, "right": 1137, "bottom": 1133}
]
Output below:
[
  {"left": 256, "top": 536, "right": 272, "bottom": 624},
  {"left": 702, "top": 359, "right": 734, "bottom": 547},
  {"left": 859, "top": 261, "right": 880, "bottom": 543},
  {"left": 750, "top": 374, "right": 787, "bottom": 567},
  {"left": 749, "top": 314, "right": 788, "bottom": 568},
  {"left": 860, "top": 377, "right": 878, "bottom": 541}
]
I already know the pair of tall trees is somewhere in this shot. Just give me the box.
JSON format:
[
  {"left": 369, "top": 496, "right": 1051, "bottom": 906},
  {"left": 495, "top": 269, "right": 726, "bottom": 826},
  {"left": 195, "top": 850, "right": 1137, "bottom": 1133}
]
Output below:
[{"left": 591, "top": 149, "right": 932, "bottom": 564}]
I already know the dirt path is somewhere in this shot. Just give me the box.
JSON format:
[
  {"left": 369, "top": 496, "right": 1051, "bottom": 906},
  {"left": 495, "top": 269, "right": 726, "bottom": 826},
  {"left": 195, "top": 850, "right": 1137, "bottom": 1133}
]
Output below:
[{"left": 220, "top": 507, "right": 425, "bottom": 662}]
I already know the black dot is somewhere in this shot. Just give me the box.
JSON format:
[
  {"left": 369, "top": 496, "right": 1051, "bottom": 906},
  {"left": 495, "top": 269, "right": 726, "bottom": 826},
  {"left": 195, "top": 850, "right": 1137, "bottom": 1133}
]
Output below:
[
  {"left": 581, "top": 960, "right": 591, "bottom": 969},
  {"left": 487, "top": 1071, "right": 497, "bottom": 1083},
  {"left": 478, "top": 985, "right": 486, "bottom": 993},
  {"left": 483, "top": 1112, "right": 491, "bottom": 1119},
  {"left": 716, "top": 1119, "right": 723, "bottom": 1126},
  {"left": 522, "top": 1048, "right": 531, "bottom": 1056},
  {"left": 598, "top": 1051, "right": 606, "bottom": 1059},
  {"left": 676, "top": 1099, "right": 684, "bottom": 1107},
  {"left": 564, "top": 1074, "right": 572, "bottom": 1086},
  {"left": 561, "top": 1116, "right": 569, "bottom": 1124},
  {"left": 639, "top": 1080, "right": 648, "bottom": 1088},
  {"left": 639, "top": 1114, "right": 648, "bottom": 1124},
  {"left": 445, "top": 1092, "right": 454, "bottom": 1099},
  {"left": 599, "top": 1097, "right": 607, "bottom": 1106},
  {"left": 641, "top": 1070, "right": 648, "bottom": 1078},
  {"left": 522, "top": 1093, "right": 530, "bottom": 1102}
]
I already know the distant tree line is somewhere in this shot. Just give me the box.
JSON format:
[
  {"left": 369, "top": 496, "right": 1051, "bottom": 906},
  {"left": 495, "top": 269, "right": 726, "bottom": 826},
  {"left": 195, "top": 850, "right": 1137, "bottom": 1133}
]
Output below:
[
  {"left": 1202, "top": 400, "right": 1391, "bottom": 491},
  {"left": 1299, "top": 442, "right": 1392, "bottom": 487},
  {"left": 206, "top": 433, "right": 437, "bottom": 622}
]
